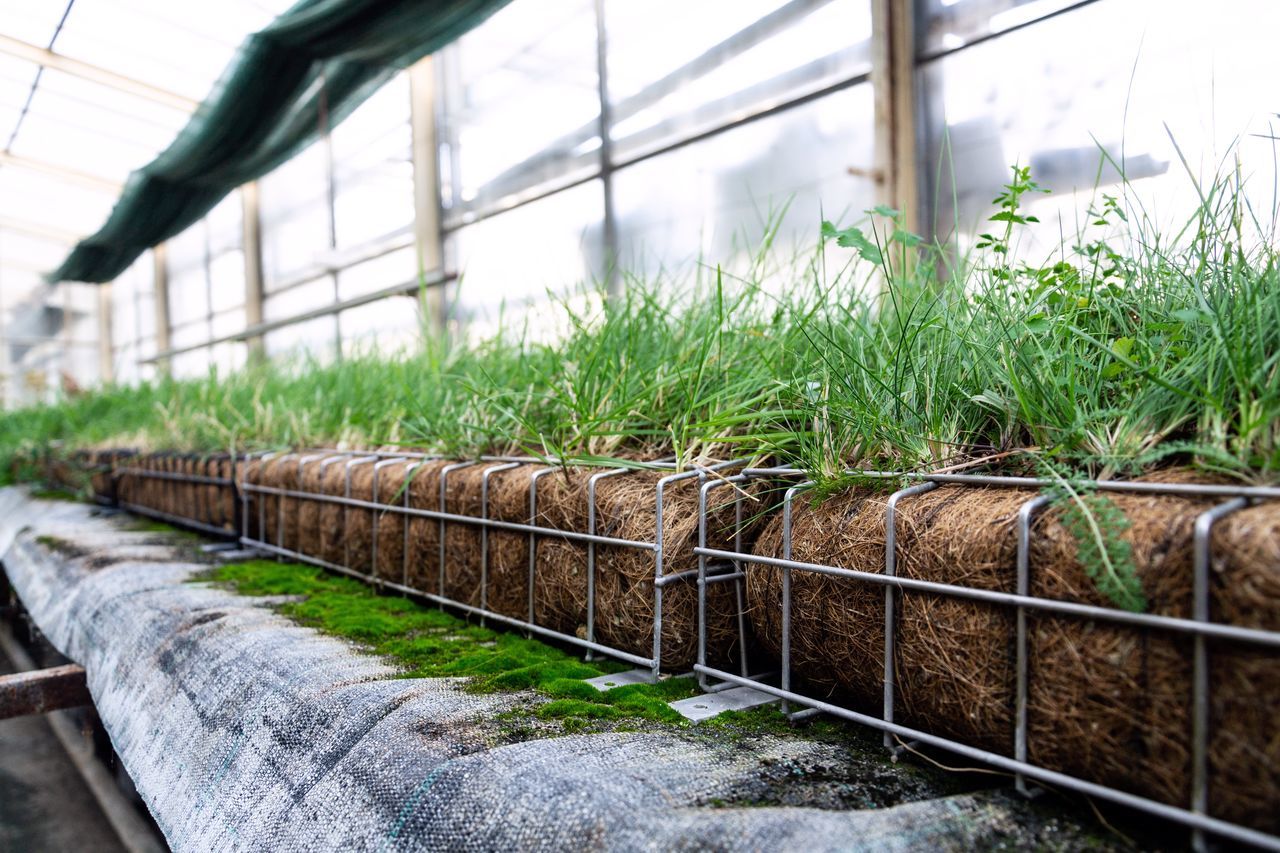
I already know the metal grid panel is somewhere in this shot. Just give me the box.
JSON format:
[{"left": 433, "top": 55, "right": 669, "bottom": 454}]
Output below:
[{"left": 692, "top": 467, "right": 1280, "bottom": 851}]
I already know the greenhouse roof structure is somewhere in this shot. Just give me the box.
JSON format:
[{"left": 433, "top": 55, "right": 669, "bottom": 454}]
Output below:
[{"left": 0, "top": 0, "right": 296, "bottom": 312}]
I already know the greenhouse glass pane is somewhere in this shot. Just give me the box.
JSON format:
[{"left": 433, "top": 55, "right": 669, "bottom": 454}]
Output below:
[
  {"left": 918, "top": 0, "right": 1280, "bottom": 255},
  {"left": 207, "top": 191, "right": 243, "bottom": 255},
  {"left": 167, "top": 266, "right": 208, "bottom": 329},
  {"left": 0, "top": 231, "right": 68, "bottom": 273},
  {"left": 33, "top": 69, "right": 188, "bottom": 140},
  {"left": 260, "top": 140, "right": 332, "bottom": 290},
  {"left": 448, "top": 179, "right": 603, "bottom": 332},
  {"left": 264, "top": 276, "right": 334, "bottom": 323},
  {"left": 0, "top": 169, "right": 114, "bottom": 238},
  {"left": 166, "top": 219, "right": 205, "bottom": 272},
  {"left": 339, "top": 295, "right": 421, "bottom": 356},
  {"left": 171, "top": 320, "right": 209, "bottom": 350},
  {"left": 211, "top": 308, "right": 246, "bottom": 339},
  {"left": 438, "top": 0, "right": 599, "bottom": 224},
  {"left": 137, "top": 291, "right": 156, "bottom": 341},
  {"left": 9, "top": 112, "right": 156, "bottom": 182},
  {"left": 336, "top": 246, "right": 418, "bottom": 301},
  {"left": 63, "top": 342, "right": 101, "bottom": 390},
  {"left": 111, "top": 281, "right": 138, "bottom": 349},
  {"left": 265, "top": 316, "right": 336, "bottom": 362},
  {"left": 209, "top": 249, "right": 245, "bottom": 314},
  {"left": 332, "top": 75, "right": 414, "bottom": 250},
  {"left": 0, "top": 2, "right": 67, "bottom": 47},
  {"left": 171, "top": 348, "right": 211, "bottom": 381},
  {"left": 210, "top": 340, "right": 246, "bottom": 375},
  {"left": 605, "top": 0, "right": 871, "bottom": 161},
  {"left": 55, "top": 3, "right": 239, "bottom": 102},
  {"left": 613, "top": 83, "right": 876, "bottom": 280},
  {"left": 915, "top": 0, "right": 1084, "bottom": 57},
  {"left": 62, "top": 282, "right": 99, "bottom": 343}
]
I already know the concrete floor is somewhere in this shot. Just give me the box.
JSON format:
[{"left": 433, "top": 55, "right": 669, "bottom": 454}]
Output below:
[{"left": 0, "top": 654, "right": 126, "bottom": 853}]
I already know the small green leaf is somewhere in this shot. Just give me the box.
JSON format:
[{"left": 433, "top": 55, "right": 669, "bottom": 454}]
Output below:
[
  {"left": 1110, "top": 336, "right": 1135, "bottom": 359},
  {"left": 826, "top": 225, "right": 884, "bottom": 265},
  {"left": 868, "top": 204, "right": 899, "bottom": 218},
  {"left": 1024, "top": 314, "right": 1051, "bottom": 333},
  {"left": 891, "top": 228, "right": 922, "bottom": 247},
  {"left": 1172, "top": 308, "right": 1210, "bottom": 324}
]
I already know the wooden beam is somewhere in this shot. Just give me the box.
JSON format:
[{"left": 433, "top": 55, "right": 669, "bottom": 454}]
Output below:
[
  {"left": 0, "top": 214, "right": 81, "bottom": 245},
  {"left": 0, "top": 151, "right": 122, "bottom": 194},
  {"left": 152, "top": 244, "right": 171, "bottom": 375},
  {"left": 871, "top": 0, "right": 918, "bottom": 233},
  {"left": 0, "top": 663, "right": 90, "bottom": 720},
  {"left": 0, "top": 33, "right": 197, "bottom": 113},
  {"left": 240, "top": 183, "right": 265, "bottom": 362},
  {"left": 409, "top": 57, "right": 447, "bottom": 337}
]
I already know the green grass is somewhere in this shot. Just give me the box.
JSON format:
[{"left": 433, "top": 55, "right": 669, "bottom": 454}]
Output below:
[
  {"left": 208, "top": 559, "right": 699, "bottom": 724},
  {"left": 3, "top": 161, "right": 1275, "bottom": 492}
]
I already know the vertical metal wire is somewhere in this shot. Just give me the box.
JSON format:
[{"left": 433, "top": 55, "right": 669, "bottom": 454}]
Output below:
[
  {"left": 732, "top": 479, "right": 749, "bottom": 678},
  {"left": 697, "top": 477, "right": 713, "bottom": 690},
  {"left": 402, "top": 459, "right": 420, "bottom": 590},
  {"left": 883, "top": 481, "right": 938, "bottom": 748},
  {"left": 697, "top": 474, "right": 749, "bottom": 689},
  {"left": 587, "top": 467, "right": 631, "bottom": 662},
  {"left": 1190, "top": 497, "right": 1249, "bottom": 852},
  {"left": 371, "top": 457, "right": 407, "bottom": 583},
  {"left": 1015, "top": 493, "right": 1052, "bottom": 795},
  {"left": 438, "top": 461, "right": 476, "bottom": 599},
  {"left": 274, "top": 453, "right": 300, "bottom": 549},
  {"left": 295, "top": 453, "right": 328, "bottom": 556},
  {"left": 312, "top": 454, "right": 351, "bottom": 559},
  {"left": 343, "top": 456, "right": 376, "bottom": 570},
  {"left": 781, "top": 482, "right": 812, "bottom": 716},
  {"left": 480, "top": 462, "right": 521, "bottom": 619},
  {"left": 528, "top": 467, "right": 557, "bottom": 625},
  {"left": 652, "top": 471, "right": 679, "bottom": 678},
  {"left": 255, "top": 452, "right": 280, "bottom": 548}
]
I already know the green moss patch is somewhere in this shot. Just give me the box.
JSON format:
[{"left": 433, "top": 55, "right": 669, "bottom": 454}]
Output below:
[{"left": 208, "top": 559, "right": 700, "bottom": 723}]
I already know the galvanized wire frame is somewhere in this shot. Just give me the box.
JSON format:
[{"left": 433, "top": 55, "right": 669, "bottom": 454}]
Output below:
[
  {"left": 232, "top": 450, "right": 749, "bottom": 676},
  {"left": 111, "top": 457, "right": 241, "bottom": 540},
  {"left": 693, "top": 466, "right": 1280, "bottom": 851}
]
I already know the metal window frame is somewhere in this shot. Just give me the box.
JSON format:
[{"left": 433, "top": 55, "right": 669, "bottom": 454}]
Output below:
[
  {"left": 141, "top": 66, "right": 448, "bottom": 371},
  {"left": 434, "top": 0, "right": 912, "bottom": 256},
  {"left": 116, "top": 2, "right": 1103, "bottom": 382}
]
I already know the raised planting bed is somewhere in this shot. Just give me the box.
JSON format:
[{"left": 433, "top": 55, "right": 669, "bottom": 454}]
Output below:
[
  {"left": 36, "top": 448, "right": 1280, "bottom": 849},
  {"left": 694, "top": 467, "right": 1280, "bottom": 848},
  {"left": 0, "top": 490, "right": 1133, "bottom": 851}
]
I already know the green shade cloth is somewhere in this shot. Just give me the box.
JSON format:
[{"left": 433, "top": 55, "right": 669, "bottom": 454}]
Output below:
[{"left": 49, "top": 0, "right": 511, "bottom": 285}]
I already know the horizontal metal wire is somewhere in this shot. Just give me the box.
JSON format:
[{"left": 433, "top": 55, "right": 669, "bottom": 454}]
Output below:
[
  {"left": 114, "top": 468, "right": 235, "bottom": 487},
  {"left": 240, "top": 482, "right": 658, "bottom": 552},
  {"left": 740, "top": 466, "right": 1280, "bottom": 500},
  {"left": 117, "top": 502, "right": 239, "bottom": 541},
  {"left": 696, "top": 546, "right": 1280, "bottom": 648}
]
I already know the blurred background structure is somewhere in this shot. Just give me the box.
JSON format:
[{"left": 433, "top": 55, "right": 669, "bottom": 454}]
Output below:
[{"left": 0, "top": 0, "right": 1275, "bottom": 405}]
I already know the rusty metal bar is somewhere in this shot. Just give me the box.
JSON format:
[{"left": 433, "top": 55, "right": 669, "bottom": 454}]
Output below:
[{"left": 0, "top": 664, "right": 90, "bottom": 720}]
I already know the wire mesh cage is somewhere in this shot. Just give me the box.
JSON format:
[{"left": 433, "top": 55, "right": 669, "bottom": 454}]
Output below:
[
  {"left": 693, "top": 466, "right": 1280, "bottom": 851},
  {"left": 229, "top": 450, "right": 751, "bottom": 675}
]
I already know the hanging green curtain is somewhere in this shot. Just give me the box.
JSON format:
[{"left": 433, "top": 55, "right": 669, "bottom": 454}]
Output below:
[{"left": 49, "top": 0, "right": 511, "bottom": 284}]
